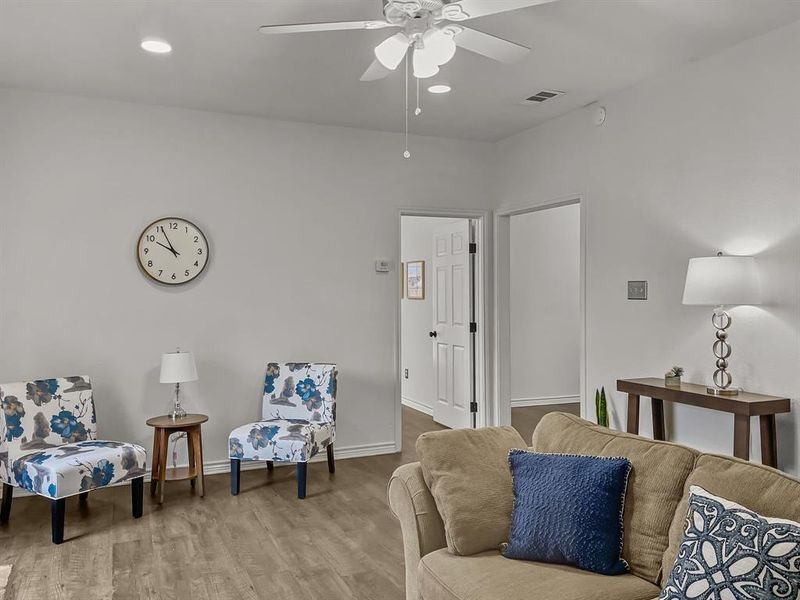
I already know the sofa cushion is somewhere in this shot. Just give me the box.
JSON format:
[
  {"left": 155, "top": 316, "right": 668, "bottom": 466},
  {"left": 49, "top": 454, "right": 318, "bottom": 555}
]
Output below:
[
  {"left": 662, "top": 453, "right": 800, "bottom": 583},
  {"left": 418, "top": 549, "right": 660, "bottom": 600},
  {"left": 660, "top": 485, "right": 800, "bottom": 600},
  {"left": 532, "top": 413, "right": 698, "bottom": 585},
  {"left": 504, "top": 450, "right": 631, "bottom": 575},
  {"left": 416, "top": 426, "right": 526, "bottom": 555}
]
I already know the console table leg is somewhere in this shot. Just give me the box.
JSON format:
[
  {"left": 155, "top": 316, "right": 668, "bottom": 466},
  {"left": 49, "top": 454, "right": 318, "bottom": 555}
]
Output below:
[
  {"left": 651, "top": 398, "right": 666, "bottom": 441},
  {"left": 759, "top": 414, "right": 778, "bottom": 468},
  {"left": 733, "top": 414, "right": 751, "bottom": 461},
  {"left": 627, "top": 394, "right": 640, "bottom": 435}
]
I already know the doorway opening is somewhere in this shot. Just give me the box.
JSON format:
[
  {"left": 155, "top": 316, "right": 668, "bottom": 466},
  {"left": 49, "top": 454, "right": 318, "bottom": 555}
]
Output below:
[
  {"left": 495, "top": 197, "right": 586, "bottom": 442},
  {"left": 397, "top": 209, "right": 489, "bottom": 453}
]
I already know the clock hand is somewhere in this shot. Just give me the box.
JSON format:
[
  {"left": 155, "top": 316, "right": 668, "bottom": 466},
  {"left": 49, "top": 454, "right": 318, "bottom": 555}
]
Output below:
[
  {"left": 155, "top": 241, "right": 179, "bottom": 257},
  {"left": 159, "top": 227, "right": 181, "bottom": 257}
]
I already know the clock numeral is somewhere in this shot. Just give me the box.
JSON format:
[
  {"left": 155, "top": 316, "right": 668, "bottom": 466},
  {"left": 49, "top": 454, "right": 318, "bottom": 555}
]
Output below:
[
  {"left": 169, "top": 222, "right": 178, "bottom": 230},
  {"left": 147, "top": 260, "right": 153, "bottom": 268},
  {"left": 158, "top": 270, "right": 163, "bottom": 276},
  {"left": 171, "top": 273, "right": 177, "bottom": 280},
  {"left": 197, "top": 248, "right": 203, "bottom": 255},
  {"left": 146, "top": 235, "right": 156, "bottom": 242},
  {"left": 194, "top": 236, "right": 199, "bottom": 243},
  {"left": 143, "top": 247, "right": 149, "bottom": 254},
  {"left": 185, "top": 270, "right": 190, "bottom": 277},
  {"left": 194, "top": 261, "right": 199, "bottom": 267}
]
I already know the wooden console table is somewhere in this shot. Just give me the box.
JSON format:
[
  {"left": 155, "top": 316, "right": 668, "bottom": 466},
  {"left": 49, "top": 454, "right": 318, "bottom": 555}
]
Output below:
[{"left": 617, "top": 378, "right": 790, "bottom": 467}]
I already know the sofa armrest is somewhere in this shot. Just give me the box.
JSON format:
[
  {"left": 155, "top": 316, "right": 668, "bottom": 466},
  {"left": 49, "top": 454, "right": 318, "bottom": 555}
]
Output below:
[{"left": 388, "top": 462, "right": 447, "bottom": 600}]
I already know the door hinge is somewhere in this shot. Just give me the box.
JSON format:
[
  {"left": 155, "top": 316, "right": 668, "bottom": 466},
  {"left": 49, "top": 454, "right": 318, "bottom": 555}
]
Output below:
[
  {"left": 470, "top": 401, "right": 478, "bottom": 413},
  {"left": 469, "top": 243, "right": 477, "bottom": 254},
  {"left": 470, "top": 322, "right": 477, "bottom": 333}
]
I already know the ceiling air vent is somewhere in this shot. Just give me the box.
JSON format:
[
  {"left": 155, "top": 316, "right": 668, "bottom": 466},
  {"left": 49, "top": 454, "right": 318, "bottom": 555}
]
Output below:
[{"left": 522, "top": 89, "right": 565, "bottom": 105}]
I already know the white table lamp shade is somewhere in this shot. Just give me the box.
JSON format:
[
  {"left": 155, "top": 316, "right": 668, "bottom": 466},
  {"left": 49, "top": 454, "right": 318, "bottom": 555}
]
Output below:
[
  {"left": 682, "top": 255, "right": 762, "bottom": 306},
  {"left": 160, "top": 351, "right": 198, "bottom": 383}
]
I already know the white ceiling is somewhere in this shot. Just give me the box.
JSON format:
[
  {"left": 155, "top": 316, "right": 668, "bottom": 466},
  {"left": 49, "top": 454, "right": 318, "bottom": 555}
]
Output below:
[{"left": 2, "top": 0, "right": 799, "bottom": 141}]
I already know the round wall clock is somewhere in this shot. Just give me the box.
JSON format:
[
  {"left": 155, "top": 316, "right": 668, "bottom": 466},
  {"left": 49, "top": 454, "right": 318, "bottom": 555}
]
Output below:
[{"left": 136, "top": 217, "right": 209, "bottom": 285}]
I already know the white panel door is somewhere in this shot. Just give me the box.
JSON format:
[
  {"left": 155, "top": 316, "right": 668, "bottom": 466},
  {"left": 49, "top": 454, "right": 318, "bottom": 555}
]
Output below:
[{"left": 432, "top": 220, "right": 472, "bottom": 429}]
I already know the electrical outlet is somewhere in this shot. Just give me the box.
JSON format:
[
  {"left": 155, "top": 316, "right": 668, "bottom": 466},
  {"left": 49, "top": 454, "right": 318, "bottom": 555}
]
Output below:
[
  {"left": 627, "top": 280, "right": 648, "bottom": 300},
  {"left": 404, "top": 368, "right": 409, "bottom": 379}
]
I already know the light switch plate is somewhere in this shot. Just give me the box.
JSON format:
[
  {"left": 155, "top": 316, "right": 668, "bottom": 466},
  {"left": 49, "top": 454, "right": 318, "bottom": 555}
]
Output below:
[
  {"left": 628, "top": 280, "right": 648, "bottom": 300},
  {"left": 375, "top": 259, "right": 391, "bottom": 273}
]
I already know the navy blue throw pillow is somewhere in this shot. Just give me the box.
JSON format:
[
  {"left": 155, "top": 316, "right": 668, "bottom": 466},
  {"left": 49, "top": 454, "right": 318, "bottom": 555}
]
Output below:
[{"left": 503, "top": 450, "right": 632, "bottom": 575}]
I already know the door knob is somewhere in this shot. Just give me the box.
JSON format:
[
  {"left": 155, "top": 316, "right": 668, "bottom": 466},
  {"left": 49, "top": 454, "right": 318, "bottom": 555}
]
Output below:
[{"left": 429, "top": 331, "right": 438, "bottom": 338}]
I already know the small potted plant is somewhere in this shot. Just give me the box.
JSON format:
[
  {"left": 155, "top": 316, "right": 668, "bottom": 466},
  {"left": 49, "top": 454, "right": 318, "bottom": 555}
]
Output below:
[
  {"left": 665, "top": 366, "right": 684, "bottom": 387},
  {"left": 594, "top": 387, "right": 609, "bottom": 427}
]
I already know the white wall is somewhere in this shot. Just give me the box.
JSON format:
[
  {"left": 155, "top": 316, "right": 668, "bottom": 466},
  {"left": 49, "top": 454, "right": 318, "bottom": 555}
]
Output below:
[
  {"left": 493, "top": 21, "right": 800, "bottom": 473},
  {"left": 0, "top": 88, "right": 493, "bottom": 468},
  {"left": 509, "top": 204, "right": 580, "bottom": 404},
  {"left": 400, "top": 216, "right": 462, "bottom": 414}
]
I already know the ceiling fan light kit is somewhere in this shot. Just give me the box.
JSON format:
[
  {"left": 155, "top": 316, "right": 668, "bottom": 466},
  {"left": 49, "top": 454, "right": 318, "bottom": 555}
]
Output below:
[
  {"left": 375, "top": 32, "right": 411, "bottom": 70},
  {"left": 258, "top": 0, "right": 557, "bottom": 156}
]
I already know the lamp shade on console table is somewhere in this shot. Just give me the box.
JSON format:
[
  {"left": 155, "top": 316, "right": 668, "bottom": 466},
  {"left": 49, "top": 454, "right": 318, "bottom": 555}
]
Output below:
[{"left": 682, "top": 253, "right": 762, "bottom": 396}]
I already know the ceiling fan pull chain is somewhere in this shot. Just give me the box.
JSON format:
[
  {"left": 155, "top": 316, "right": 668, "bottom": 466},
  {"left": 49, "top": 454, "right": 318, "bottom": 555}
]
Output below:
[
  {"left": 415, "top": 76, "right": 422, "bottom": 116},
  {"left": 403, "top": 52, "right": 411, "bottom": 159}
]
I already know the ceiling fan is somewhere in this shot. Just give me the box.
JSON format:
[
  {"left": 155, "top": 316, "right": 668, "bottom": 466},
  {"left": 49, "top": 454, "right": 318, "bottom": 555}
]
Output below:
[{"left": 259, "top": 0, "right": 559, "bottom": 81}]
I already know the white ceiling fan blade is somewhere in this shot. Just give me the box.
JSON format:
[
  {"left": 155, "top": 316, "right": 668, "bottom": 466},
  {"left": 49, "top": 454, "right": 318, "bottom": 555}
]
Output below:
[
  {"left": 258, "top": 20, "right": 395, "bottom": 35},
  {"left": 453, "top": 27, "right": 530, "bottom": 63},
  {"left": 440, "top": 0, "right": 559, "bottom": 22},
  {"left": 360, "top": 59, "right": 391, "bottom": 82}
]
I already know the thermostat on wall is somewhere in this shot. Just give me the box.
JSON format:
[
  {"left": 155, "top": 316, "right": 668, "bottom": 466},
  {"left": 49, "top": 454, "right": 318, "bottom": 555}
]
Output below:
[{"left": 375, "top": 259, "right": 391, "bottom": 273}]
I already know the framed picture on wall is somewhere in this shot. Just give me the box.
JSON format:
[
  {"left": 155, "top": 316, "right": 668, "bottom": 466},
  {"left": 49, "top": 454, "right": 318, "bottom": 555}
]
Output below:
[
  {"left": 400, "top": 262, "right": 405, "bottom": 299},
  {"left": 406, "top": 260, "right": 425, "bottom": 300}
]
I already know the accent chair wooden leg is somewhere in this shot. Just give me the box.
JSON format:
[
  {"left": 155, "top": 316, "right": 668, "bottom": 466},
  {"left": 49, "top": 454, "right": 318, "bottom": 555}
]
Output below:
[
  {"left": 51, "top": 498, "right": 66, "bottom": 544},
  {"left": 327, "top": 445, "right": 335, "bottom": 474},
  {"left": 230, "top": 459, "right": 241, "bottom": 496},
  {"left": 79, "top": 492, "right": 89, "bottom": 505},
  {"left": 0, "top": 483, "right": 12, "bottom": 523},
  {"left": 132, "top": 477, "right": 144, "bottom": 519},
  {"left": 297, "top": 462, "right": 307, "bottom": 499},
  {"left": 266, "top": 461, "right": 274, "bottom": 472}
]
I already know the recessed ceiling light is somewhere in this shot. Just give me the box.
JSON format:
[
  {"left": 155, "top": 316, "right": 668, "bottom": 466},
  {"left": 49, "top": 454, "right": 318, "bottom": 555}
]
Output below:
[
  {"left": 141, "top": 39, "right": 172, "bottom": 54},
  {"left": 428, "top": 84, "right": 452, "bottom": 94}
]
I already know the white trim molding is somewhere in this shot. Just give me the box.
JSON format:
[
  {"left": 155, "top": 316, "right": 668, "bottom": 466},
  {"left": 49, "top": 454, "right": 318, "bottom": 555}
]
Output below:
[
  {"left": 510, "top": 395, "right": 581, "bottom": 408},
  {"left": 396, "top": 206, "right": 493, "bottom": 452},
  {"left": 494, "top": 194, "right": 587, "bottom": 427},
  {"left": 401, "top": 396, "right": 434, "bottom": 416}
]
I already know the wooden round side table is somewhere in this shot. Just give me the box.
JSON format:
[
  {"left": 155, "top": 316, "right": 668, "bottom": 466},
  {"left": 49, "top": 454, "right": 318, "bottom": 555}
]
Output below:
[{"left": 146, "top": 413, "right": 208, "bottom": 504}]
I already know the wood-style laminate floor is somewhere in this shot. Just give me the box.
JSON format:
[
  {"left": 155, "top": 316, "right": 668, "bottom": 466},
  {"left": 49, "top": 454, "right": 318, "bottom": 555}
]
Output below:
[{"left": 0, "top": 405, "right": 576, "bottom": 600}]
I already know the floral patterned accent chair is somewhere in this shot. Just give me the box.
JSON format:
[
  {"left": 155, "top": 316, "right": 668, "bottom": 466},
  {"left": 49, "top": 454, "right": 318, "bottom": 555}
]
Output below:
[
  {"left": 0, "top": 376, "right": 147, "bottom": 544},
  {"left": 228, "top": 363, "right": 337, "bottom": 499}
]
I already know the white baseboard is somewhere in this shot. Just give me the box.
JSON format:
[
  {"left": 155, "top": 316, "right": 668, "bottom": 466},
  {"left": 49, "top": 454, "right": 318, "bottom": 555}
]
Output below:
[
  {"left": 4, "top": 441, "right": 399, "bottom": 499},
  {"left": 401, "top": 396, "right": 433, "bottom": 416},
  {"left": 511, "top": 395, "right": 580, "bottom": 408}
]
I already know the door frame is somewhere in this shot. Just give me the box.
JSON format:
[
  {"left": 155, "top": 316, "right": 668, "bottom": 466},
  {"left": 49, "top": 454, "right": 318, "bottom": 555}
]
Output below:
[
  {"left": 493, "top": 194, "right": 587, "bottom": 427},
  {"left": 396, "top": 207, "right": 492, "bottom": 450}
]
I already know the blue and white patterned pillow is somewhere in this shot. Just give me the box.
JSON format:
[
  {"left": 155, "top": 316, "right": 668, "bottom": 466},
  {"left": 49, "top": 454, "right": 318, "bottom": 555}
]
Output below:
[{"left": 660, "top": 486, "right": 800, "bottom": 600}]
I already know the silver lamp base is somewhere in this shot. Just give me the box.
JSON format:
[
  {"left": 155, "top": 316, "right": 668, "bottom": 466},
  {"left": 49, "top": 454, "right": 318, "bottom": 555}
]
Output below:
[
  {"left": 171, "top": 382, "right": 187, "bottom": 420},
  {"left": 706, "top": 386, "right": 739, "bottom": 396}
]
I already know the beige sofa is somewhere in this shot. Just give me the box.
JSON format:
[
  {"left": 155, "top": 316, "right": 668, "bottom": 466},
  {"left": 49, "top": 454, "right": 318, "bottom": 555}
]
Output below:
[{"left": 388, "top": 412, "right": 800, "bottom": 600}]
